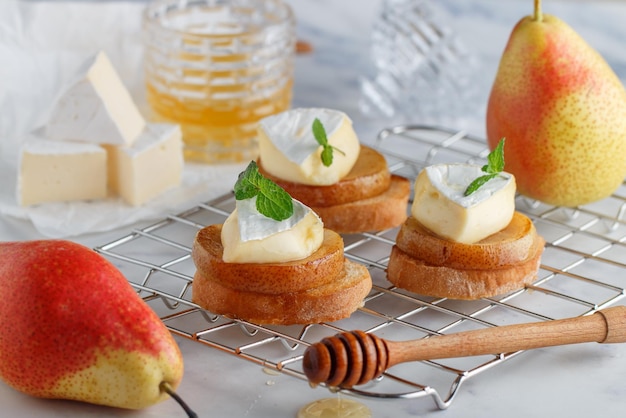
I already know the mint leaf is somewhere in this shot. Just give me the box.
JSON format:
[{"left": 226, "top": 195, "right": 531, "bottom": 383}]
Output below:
[
  {"left": 233, "top": 161, "right": 293, "bottom": 221},
  {"left": 464, "top": 173, "right": 498, "bottom": 196},
  {"left": 485, "top": 137, "right": 505, "bottom": 175},
  {"left": 256, "top": 190, "right": 293, "bottom": 221},
  {"left": 464, "top": 138, "right": 506, "bottom": 196},
  {"left": 312, "top": 118, "right": 345, "bottom": 167},
  {"left": 320, "top": 146, "right": 333, "bottom": 166},
  {"left": 233, "top": 162, "right": 263, "bottom": 200},
  {"left": 312, "top": 118, "right": 327, "bottom": 145}
]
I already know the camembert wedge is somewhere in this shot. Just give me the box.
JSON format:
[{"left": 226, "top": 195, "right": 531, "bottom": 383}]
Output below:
[
  {"left": 258, "top": 108, "right": 360, "bottom": 185},
  {"left": 45, "top": 51, "right": 145, "bottom": 146},
  {"left": 221, "top": 197, "right": 324, "bottom": 264},
  {"left": 412, "top": 163, "right": 516, "bottom": 244}
]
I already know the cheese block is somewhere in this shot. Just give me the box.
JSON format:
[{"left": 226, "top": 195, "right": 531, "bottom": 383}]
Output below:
[
  {"left": 45, "top": 51, "right": 145, "bottom": 146},
  {"left": 411, "top": 164, "right": 516, "bottom": 244},
  {"left": 18, "top": 138, "right": 107, "bottom": 206},
  {"left": 258, "top": 108, "right": 360, "bottom": 185},
  {"left": 105, "top": 123, "right": 183, "bottom": 206},
  {"left": 221, "top": 197, "right": 324, "bottom": 264}
]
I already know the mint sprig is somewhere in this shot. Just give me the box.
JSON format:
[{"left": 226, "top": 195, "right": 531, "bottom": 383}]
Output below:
[
  {"left": 233, "top": 161, "right": 293, "bottom": 221},
  {"left": 312, "top": 118, "right": 345, "bottom": 167},
  {"left": 464, "top": 138, "right": 506, "bottom": 196}
]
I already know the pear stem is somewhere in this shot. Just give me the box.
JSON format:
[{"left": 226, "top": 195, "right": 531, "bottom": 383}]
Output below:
[
  {"left": 533, "top": 0, "right": 543, "bottom": 22},
  {"left": 160, "top": 381, "right": 198, "bottom": 418}
]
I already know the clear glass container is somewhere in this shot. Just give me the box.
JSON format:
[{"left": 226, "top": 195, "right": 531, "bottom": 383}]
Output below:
[
  {"left": 143, "top": 0, "right": 295, "bottom": 164},
  {"left": 359, "top": 0, "right": 478, "bottom": 126}
]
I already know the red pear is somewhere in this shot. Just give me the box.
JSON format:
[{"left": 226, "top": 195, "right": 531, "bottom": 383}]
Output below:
[
  {"left": 486, "top": 0, "right": 626, "bottom": 207},
  {"left": 0, "top": 240, "right": 183, "bottom": 410}
]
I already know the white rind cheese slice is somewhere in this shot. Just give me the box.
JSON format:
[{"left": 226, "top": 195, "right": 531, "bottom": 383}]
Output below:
[
  {"left": 221, "top": 197, "right": 324, "bottom": 263},
  {"left": 258, "top": 108, "right": 360, "bottom": 185},
  {"left": 18, "top": 138, "right": 107, "bottom": 206},
  {"left": 105, "top": 123, "right": 183, "bottom": 206},
  {"left": 45, "top": 51, "right": 146, "bottom": 145},
  {"left": 411, "top": 164, "right": 516, "bottom": 244}
]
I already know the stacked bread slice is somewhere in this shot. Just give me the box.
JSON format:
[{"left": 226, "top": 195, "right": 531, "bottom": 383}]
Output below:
[
  {"left": 191, "top": 225, "right": 372, "bottom": 325},
  {"left": 387, "top": 211, "right": 545, "bottom": 300},
  {"left": 259, "top": 145, "right": 410, "bottom": 234}
]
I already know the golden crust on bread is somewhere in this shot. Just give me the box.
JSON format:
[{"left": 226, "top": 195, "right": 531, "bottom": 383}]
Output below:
[
  {"left": 312, "top": 175, "right": 410, "bottom": 234},
  {"left": 387, "top": 212, "right": 545, "bottom": 300},
  {"left": 395, "top": 212, "right": 541, "bottom": 270},
  {"left": 387, "top": 244, "right": 543, "bottom": 300},
  {"left": 258, "top": 145, "right": 391, "bottom": 207},
  {"left": 192, "top": 225, "right": 344, "bottom": 294},
  {"left": 192, "top": 260, "right": 371, "bottom": 325}
]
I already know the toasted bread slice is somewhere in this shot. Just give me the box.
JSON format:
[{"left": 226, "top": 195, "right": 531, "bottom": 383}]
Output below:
[
  {"left": 386, "top": 243, "right": 543, "bottom": 300},
  {"left": 192, "top": 259, "right": 372, "bottom": 325},
  {"left": 258, "top": 145, "right": 391, "bottom": 207},
  {"left": 312, "top": 175, "right": 410, "bottom": 234},
  {"left": 192, "top": 225, "right": 344, "bottom": 294},
  {"left": 395, "top": 212, "right": 542, "bottom": 270}
]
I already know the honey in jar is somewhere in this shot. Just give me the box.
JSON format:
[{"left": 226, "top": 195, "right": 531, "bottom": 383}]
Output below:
[{"left": 143, "top": 0, "right": 295, "bottom": 163}]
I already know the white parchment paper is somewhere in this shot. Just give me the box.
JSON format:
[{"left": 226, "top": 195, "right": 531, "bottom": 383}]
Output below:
[{"left": 0, "top": 1, "right": 245, "bottom": 238}]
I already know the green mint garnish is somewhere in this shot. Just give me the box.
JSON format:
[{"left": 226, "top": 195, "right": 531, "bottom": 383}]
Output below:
[
  {"left": 312, "top": 118, "right": 345, "bottom": 167},
  {"left": 464, "top": 138, "right": 506, "bottom": 196},
  {"left": 233, "top": 161, "right": 293, "bottom": 221}
]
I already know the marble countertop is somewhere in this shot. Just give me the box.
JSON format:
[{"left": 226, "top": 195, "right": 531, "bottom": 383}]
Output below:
[{"left": 1, "top": 0, "right": 626, "bottom": 417}]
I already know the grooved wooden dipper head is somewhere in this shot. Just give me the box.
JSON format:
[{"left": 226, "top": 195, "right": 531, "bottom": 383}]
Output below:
[{"left": 302, "top": 331, "right": 389, "bottom": 388}]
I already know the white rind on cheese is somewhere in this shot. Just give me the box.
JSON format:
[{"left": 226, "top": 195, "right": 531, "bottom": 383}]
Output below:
[
  {"left": 45, "top": 51, "right": 146, "bottom": 145},
  {"left": 234, "top": 196, "right": 309, "bottom": 242},
  {"left": 221, "top": 197, "right": 324, "bottom": 263},
  {"left": 105, "top": 123, "right": 183, "bottom": 206},
  {"left": 18, "top": 138, "right": 107, "bottom": 206},
  {"left": 411, "top": 164, "right": 516, "bottom": 244},
  {"left": 258, "top": 108, "right": 360, "bottom": 185}
]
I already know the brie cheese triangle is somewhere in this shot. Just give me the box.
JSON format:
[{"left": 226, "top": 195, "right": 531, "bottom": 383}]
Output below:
[
  {"left": 411, "top": 164, "right": 516, "bottom": 244},
  {"left": 221, "top": 197, "right": 324, "bottom": 263},
  {"left": 45, "top": 51, "right": 145, "bottom": 146},
  {"left": 258, "top": 108, "right": 360, "bottom": 185}
]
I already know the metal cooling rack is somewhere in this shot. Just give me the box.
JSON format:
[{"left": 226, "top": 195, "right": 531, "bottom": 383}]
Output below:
[{"left": 94, "top": 126, "right": 626, "bottom": 410}]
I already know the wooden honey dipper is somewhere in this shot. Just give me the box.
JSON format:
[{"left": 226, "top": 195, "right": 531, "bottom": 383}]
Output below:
[{"left": 302, "top": 305, "right": 626, "bottom": 388}]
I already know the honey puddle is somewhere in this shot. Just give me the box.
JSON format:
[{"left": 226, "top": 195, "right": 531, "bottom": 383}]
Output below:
[{"left": 297, "top": 396, "right": 372, "bottom": 418}]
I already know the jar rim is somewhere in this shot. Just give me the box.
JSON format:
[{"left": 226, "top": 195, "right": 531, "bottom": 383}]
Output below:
[{"left": 143, "top": 0, "right": 294, "bottom": 39}]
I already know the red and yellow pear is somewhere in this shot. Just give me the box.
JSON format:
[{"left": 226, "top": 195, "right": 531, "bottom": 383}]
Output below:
[
  {"left": 0, "top": 240, "right": 183, "bottom": 410},
  {"left": 486, "top": 0, "right": 626, "bottom": 207}
]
